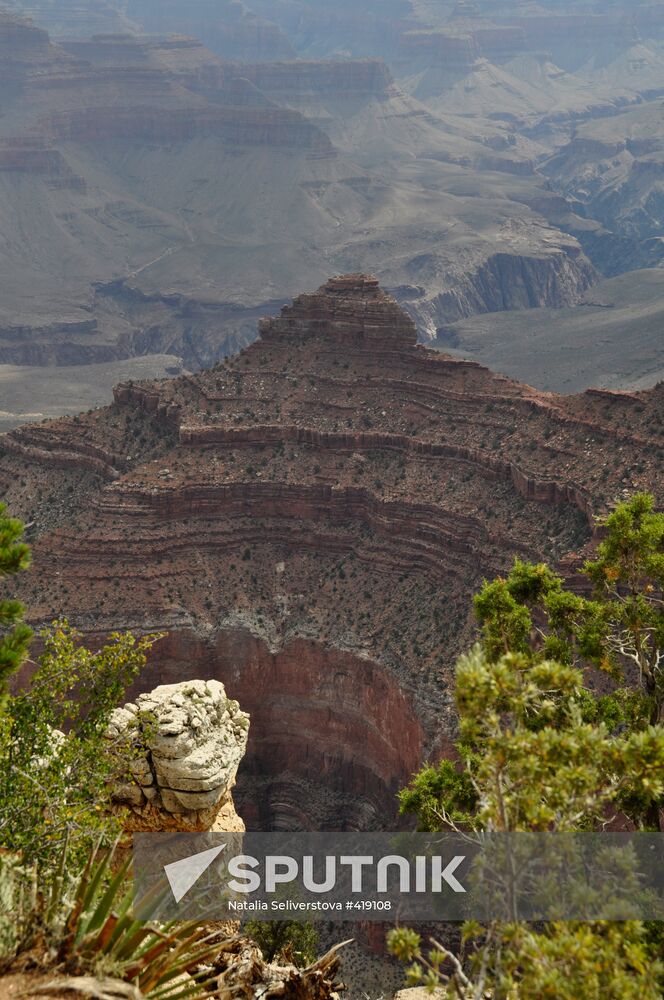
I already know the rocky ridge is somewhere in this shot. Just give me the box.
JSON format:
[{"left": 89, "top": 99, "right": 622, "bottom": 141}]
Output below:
[{"left": 2, "top": 276, "right": 662, "bottom": 829}]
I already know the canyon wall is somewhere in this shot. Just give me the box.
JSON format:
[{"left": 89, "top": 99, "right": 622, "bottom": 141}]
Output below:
[
  {"left": 0, "top": 6, "right": 606, "bottom": 385},
  {"left": 406, "top": 248, "right": 596, "bottom": 334},
  {"left": 1, "top": 277, "right": 660, "bottom": 829},
  {"left": 129, "top": 630, "right": 426, "bottom": 831},
  {"left": 230, "top": 58, "right": 394, "bottom": 100},
  {"left": 124, "top": 0, "right": 296, "bottom": 61}
]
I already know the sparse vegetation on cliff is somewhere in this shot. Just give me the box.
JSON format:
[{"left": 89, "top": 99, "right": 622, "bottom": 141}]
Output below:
[{"left": 245, "top": 919, "right": 319, "bottom": 968}]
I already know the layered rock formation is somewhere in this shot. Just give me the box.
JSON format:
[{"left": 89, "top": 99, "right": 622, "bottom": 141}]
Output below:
[
  {"left": 399, "top": 29, "right": 477, "bottom": 67},
  {"left": 229, "top": 58, "right": 394, "bottom": 101},
  {"left": 2, "top": 276, "right": 661, "bottom": 829},
  {"left": 7, "top": 0, "right": 296, "bottom": 61},
  {"left": 108, "top": 678, "right": 249, "bottom": 831},
  {"left": 0, "top": 7, "right": 81, "bottom": 82},
  {"left": 43, "top": 104, "right": 334, "bottom": 151},
  {"left": 0, "top": 3, "right": 606, "bottom": 407}
]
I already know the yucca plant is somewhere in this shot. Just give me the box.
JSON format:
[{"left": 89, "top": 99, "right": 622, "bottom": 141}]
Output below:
[{"left": 2, "top": 840, "right": 221, "bottom": 999}]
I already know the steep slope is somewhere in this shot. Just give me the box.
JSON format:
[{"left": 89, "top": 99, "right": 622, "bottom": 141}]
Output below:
[
  {"left": 0, "top": 17, "right": 350, "bottom": 362},
  {"left": 2, "top": 277, "right": 661, "bottom": 830},
  {"left": 3, "top": 0, "right": 663, "bottom": 410}
]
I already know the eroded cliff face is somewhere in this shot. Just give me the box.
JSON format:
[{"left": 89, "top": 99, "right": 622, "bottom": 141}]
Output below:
[
  {"left": 403, "top": 247, "right": 595, "bottom": 335},
  {"left": 227, "top": 58, "right": 394, "bottom": 102},
  {"left": 5, "top": 0, "right": 295, "bottom": 59},
  {"left": 2, "top": 277, "right": 662, "bottom": 828},
  {"left": 124, "top": 631, "right": 426, "bottom": 832}
]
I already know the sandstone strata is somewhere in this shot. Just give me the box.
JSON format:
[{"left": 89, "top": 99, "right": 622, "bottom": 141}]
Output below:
[
  {"left": 108, "top": 678, "right": 249, "bottom": 832},
  {"left": 2, "top": 277, "right": 661, "bottom": 828}
]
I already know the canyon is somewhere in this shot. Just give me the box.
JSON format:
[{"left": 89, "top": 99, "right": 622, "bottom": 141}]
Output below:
[
  {"left": 0, "top": 7, "right": 595, "bottom": 347},
  {"left": 2, "top": 276, "right": 661, "bottom": 830},
  {"left": 3, "top": 1, "right": 664, "bottom": 427},
  {"left": 0, "top": 4, "right": 662, "bottom": 994}
]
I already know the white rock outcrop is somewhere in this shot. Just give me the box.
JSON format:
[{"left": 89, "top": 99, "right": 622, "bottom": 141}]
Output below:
[{"left": 107, "top": 679, "right": 249, "bottom": 823}]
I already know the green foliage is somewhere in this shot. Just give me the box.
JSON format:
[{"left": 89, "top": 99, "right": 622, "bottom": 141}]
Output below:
[
  {"left": 245, "top": 919, "right": 319, "bottom": 967},
  {"left": 475, "top": 495, "right": 664, "bottom": 722},
  {"left": 392, "top": 496, "right": 664, "bottom": 997},
  {"left": 0, "top": 841, "right": 218, "bottom": 997},
  {"left": 584, "top": 494, "right": 664, "bottom": 715},
  {"left": 388, "top": 921, "right": 663, "bottom": 1000},
  {"left": 393, "top": 646, "right": 664, "bottom": 995},
  {"left": 0, "top": 620, "right": 160, "bottom": 876},
  {"left": 401, "top": 645, "right": 664, "bottom": 833},
  {"left": 0, "top": 503, "right": 32, "bottom": 712},
  {"left": 0, "top": 503, "right": 212, "bottom": 992},
  {"left": 398, "top": 759, "right": 477, "bottom": 832},
  {"left": 496, "top": 921, "right": 662, "bottom": 1000},
  {"left": 470, "top": 493, "right": 664, "bottom": 825},
  {"left": 464, "top": 647, "right": 664, "bottom": 831}
]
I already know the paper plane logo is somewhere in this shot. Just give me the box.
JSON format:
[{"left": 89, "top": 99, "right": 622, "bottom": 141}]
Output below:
[{"left": 164, "top": 843, "right": 226, "bottom": 903}]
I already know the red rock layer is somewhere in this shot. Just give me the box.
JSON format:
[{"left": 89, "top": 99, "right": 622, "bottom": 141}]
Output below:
[
  {"left": 0, "top": 9, "right": 81, "bottom": 82},
  {"left": 0, "top": 142, "right": 81, "bottom": 184},
  {"left": 119, "top": 629, "right": 427, "bottom": 831}
]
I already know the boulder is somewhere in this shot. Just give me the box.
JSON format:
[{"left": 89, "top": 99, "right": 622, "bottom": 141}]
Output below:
[{"left": 107, "top": 678, "right": 249, "bottom": 830}]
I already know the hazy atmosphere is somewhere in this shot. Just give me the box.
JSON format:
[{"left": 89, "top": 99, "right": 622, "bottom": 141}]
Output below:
[{"left": 1, "top": 0, "right": 664, "bottom": 425}]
